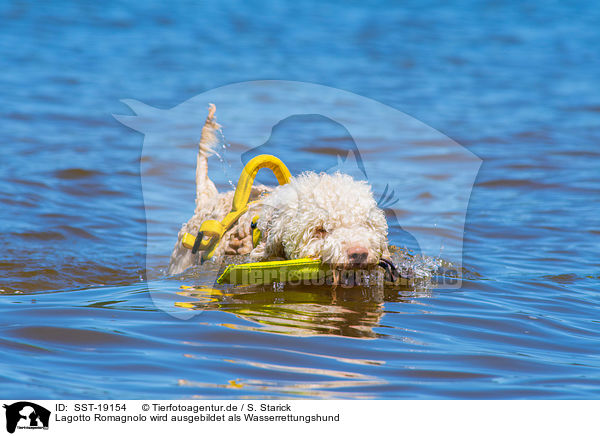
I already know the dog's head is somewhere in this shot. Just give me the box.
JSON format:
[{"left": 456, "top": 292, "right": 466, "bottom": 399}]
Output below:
[{"left": 254, "top": 172, "right": 388, "bottom": 269}]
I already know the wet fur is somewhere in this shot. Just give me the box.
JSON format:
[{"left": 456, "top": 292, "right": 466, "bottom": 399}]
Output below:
[{"left": 168, "top": 105, "right": 389, "bottom": 275}]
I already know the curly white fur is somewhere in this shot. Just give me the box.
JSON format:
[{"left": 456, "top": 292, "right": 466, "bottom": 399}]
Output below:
[
  {"left": 168, "top": 105, "right": 389, "bottom": 275},
  {"left": 251, "top": 172, "right": 388, "bottom": 266}
]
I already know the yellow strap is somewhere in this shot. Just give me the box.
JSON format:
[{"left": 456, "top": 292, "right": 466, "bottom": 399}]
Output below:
[
  {"left": 251, "top": 215, "right": 261, "bottom": 248},
  {"left": 181, "top": 154, "right": 291, "bottom": 261}
]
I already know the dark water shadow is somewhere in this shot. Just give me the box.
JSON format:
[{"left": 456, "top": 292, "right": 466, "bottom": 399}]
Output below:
[{"left": 172, "top": 263, "right": 432, "bottom": 339}]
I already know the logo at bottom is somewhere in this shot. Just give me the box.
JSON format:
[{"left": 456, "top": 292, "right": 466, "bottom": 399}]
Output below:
[{"left": 3, "top": 402, "right": 50, "bottom": 434}]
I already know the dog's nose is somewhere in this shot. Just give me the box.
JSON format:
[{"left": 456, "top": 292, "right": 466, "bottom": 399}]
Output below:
[{"left": 347, "top": 246, "right": 368, "bottom": 265}]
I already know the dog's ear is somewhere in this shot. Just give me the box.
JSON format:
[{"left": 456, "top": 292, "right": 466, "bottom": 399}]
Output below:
[
  {"left": 249, "top": 232, "right": 285, "bottom": 261},
  {"left": 265, "top": 238, "right": 286, "bottom": 259},
  {"left": 253, "top": 203, "right": 287, "bottom": 260}
]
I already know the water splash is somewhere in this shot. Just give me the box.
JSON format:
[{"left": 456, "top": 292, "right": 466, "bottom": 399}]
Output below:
[{"left": 214, "top": 128, "right": 236, "bottom": 190}]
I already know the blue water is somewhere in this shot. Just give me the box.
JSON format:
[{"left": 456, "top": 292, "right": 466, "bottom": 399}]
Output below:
[{"left": 1, "top": 1, "right": 599, "bottom": 399}]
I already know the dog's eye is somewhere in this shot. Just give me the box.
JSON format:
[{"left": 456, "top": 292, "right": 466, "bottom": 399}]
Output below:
[{"left": 314, "top": 227, "right": 327, "bottom": 238}]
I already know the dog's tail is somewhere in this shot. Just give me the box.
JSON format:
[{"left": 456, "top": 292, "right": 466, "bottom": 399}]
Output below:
[{"left": 195, "top": 104, "right": 221, "bottom": 205}]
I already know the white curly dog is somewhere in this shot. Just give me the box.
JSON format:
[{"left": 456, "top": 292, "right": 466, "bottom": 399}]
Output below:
[{"left": 168, "top": 105, "right": 390, "bottom": 277}]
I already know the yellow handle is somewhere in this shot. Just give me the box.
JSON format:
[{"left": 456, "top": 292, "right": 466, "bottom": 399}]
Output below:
[
  {"left": 231, "top": 154, "right": 291, "bottom": 213},
  {"left": 182, "top": 154, "right": 291, "bottom": 261}
]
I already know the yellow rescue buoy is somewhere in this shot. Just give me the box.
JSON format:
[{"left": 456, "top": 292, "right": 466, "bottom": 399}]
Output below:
[{"left": 217, "top": 258, "right": 330, "bottom": 285}]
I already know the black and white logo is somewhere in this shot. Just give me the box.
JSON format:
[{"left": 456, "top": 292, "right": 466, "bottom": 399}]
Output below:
[{"left": 3, "top": 402, "right": 50, "bottom": 434}]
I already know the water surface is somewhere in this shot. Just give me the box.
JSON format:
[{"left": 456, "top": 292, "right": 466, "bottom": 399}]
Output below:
[{"left": 1, "top": 0, "right": 599, "bottom": 399}]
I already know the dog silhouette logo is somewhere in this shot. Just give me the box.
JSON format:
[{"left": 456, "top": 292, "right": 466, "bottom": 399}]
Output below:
[
  {"left": 3, "top": 402, "right": 50, "bottom": 434},
  {"left": 115, "top": 80, "right": 481, "bottom": 319}
]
